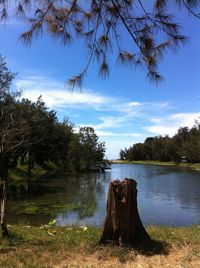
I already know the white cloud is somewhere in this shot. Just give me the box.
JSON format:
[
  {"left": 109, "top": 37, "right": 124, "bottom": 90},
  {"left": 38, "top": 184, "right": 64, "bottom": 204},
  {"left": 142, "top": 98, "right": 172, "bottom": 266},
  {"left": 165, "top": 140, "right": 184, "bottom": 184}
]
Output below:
[
  {"left": 16, "top": 75, "right": 170, "bottom": 116},
  {"left": 144, "top": 125, "right": 178, "bottom": 136},
  {"left": 145, "top": 112, "right": 200, "bottom": 136},
  {"left": 151, "top": 102, "right": 170, "bottom": 109},
  {"left": 128, "top": 102, "right": 141, "bottom": 107},
  {"left": 96, "top": 130, "right": 142, "bottom": 137},
  {"left": 96, "top": 130, "right": 118, "bottom": 137},
  {"left": 94, "top": 116, "right": 129, "bottom": 129},
  {"left": 169, "top": 113, "right": 200, "bottom": 127},
  {"left": 16, "top": 75, "right": 111, "bottom": 109},
  {"left": 22, "top": 88, "right": 108, "bottom": 108},
  {"left": 150, "top": 118, "right": 162, "bottom": 124},
  {"left": 14, "top": 73, "right": 200, "bottom": 159}
]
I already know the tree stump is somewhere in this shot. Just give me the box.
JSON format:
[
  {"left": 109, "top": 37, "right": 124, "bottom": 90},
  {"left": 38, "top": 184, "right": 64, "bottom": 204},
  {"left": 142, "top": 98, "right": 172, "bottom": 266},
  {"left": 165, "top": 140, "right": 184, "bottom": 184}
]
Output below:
[{"left": 99, "top": 178, "right": 150, "bottom": 246}]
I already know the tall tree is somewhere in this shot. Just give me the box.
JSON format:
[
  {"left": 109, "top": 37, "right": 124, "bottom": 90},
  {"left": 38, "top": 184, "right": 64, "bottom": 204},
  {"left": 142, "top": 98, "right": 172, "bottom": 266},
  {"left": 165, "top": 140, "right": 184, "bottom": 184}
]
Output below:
[
  {"left": 0, "top": 56, "right": 50, "bottom": 237},
  {"left": 0, "top": 1, "right": 199, "bottom": 87},
  {"left": 78, "top": 126, "right": 106, "bottom": 171},
  {"left": 0, "top": 55, "right": 27, "bottom": 237}
]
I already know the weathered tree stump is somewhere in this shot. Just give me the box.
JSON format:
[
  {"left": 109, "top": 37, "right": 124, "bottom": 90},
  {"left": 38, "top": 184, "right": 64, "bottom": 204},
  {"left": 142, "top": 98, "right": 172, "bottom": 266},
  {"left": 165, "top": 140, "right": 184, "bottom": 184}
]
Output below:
[{"left": 99, "top": 178, "right": 150, "bottom": 246}]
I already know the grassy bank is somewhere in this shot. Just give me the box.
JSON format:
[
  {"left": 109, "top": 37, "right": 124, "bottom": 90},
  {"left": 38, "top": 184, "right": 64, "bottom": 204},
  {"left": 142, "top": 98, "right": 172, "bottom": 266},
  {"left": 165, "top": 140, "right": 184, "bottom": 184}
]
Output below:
[
  {"left": 0, "top": 225, "right": 200, "bottom": 267},
  {"left": 112, "top": 160, "right": 200, "bottom": 171},
  {"left": 8, "top": 163, "right": 63, "bottom": 184}
]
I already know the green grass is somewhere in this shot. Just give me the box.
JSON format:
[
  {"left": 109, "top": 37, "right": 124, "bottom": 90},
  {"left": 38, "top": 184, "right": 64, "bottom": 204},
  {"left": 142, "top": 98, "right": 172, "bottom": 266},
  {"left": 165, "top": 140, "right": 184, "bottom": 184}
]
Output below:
[
  {"left": 0, "top": 225, "right": 101, "bottom": 257},
  {"left": 0, "top": 225, "right": 200, "bottom": 267},
  {"left": 112, "top": 160, "right": 200, "bottom": 171},
  {"left": 8, "top": 162, "right": 64, "bottom": 185},
  {"left": 9, "top": 165, "right": 46, "bottom": 183}
]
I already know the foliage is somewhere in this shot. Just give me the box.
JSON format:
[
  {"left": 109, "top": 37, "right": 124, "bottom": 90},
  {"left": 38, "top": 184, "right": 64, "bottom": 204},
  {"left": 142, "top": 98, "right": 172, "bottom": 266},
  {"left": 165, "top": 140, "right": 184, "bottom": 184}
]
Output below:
[
  {"left": 0, "top": 1, "right": 199, "bottom": 87},
  {"left": 120, "top": 122, "right": 200, "bottom": 163},
  {"left": 40, "top": 219, "right": 57, "bottom": 237},
  {"left": 0, "top": 54, "right": 15, "bottom": 91},
  {"left": 78, "top": 127, "right": 106, "bottom": 171},
  {"left": 0, "top": 56, "right": 22, "bottom": 177},
  {"left": 0, "top": 56, "right": 106, "bottom": 176}
]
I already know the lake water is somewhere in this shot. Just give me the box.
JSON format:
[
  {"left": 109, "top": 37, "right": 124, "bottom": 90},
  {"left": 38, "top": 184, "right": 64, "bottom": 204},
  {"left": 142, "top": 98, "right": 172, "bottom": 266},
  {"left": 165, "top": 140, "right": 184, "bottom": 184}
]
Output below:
[{"left": 7, "top": 164, "right": 200, "bottom": 226}]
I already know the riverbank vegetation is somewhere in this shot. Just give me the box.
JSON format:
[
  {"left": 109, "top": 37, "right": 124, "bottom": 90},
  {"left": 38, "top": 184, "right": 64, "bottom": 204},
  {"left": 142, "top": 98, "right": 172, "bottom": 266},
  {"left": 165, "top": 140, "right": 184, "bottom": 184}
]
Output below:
[
  {"left": 0, "top": 55, "right": 108, "bottom": 237},
  {"left": 0, "top": 225, "right": 200, "bottom": 267},
  {"left": 120, "top": 123, "right": 200, "bottom": 164}
]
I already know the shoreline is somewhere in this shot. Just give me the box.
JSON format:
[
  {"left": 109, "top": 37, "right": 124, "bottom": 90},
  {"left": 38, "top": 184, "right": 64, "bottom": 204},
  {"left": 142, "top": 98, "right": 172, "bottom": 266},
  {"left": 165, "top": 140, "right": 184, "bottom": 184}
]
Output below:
[
  {"left": 111, "top": 160, "right": 200, "bottom": 171},
  {"left": 9, "top": 160, "right": 200, "bottom": 184}
]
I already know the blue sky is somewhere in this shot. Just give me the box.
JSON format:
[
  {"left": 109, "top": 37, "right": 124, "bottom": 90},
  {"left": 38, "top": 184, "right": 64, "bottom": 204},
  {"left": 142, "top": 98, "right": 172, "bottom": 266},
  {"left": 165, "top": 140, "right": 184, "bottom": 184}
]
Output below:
[{"left": 0, "top": 4, "right": 199, "bottom": 159}]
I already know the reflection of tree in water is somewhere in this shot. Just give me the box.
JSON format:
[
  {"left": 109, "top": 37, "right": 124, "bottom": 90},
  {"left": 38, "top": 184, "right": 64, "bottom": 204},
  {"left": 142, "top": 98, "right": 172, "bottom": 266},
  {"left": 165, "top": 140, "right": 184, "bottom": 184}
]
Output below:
[
  {"left": 7, "top": 171, "right": 111, "bottom": 225},
  {"left": 62, "top": 172, "right": 110, "bottom": 219},
  {"left": 65, "top": 173, "right": 98, "bottom": 219}
]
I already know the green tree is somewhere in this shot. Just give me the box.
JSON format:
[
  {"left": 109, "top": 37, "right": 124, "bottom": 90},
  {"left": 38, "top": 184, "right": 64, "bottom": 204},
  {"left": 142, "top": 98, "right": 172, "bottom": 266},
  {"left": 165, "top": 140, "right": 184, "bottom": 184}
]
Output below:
[
  {"left": 119, "top": 148, "right": 128, "bottom": 160},
  {"left": 0, "top": 56, "right": 30, "bottom": 237},
  {"left": 24, "top": 98, "right": 57, "bottom": 170},
  {"left": 67, "top": 126, "right": 106, "bottom": 172},
  {"left": 120, "top": 122, "right": 200, "bottom": 163},
  {"left": 0, "top": 1, "right": 199, "bottom": 87},
  {"left": 45, "top": 119, "right": 74, "bottom": 167},
  {"left": 0, "top": 56, "right": 56, "bottom": 237},
  {"left": 78, "top": 127, "right": 106, "bottom": 171},
  {"left": 67, "top": 134, "right": 82, "bottom": 172},
  {"left": 180, "top": 123, "right": 200, "bottom": 162},
  {"left": 79, "top": 126, "right": 99, "bottom": 170}
]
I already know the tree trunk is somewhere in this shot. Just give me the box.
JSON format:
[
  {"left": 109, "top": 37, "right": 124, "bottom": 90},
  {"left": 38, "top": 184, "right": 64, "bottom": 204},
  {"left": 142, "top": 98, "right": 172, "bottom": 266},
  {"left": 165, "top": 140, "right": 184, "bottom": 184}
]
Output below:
[
  {"left": 1, "top": 177, "right": 9, "bottom": 238},
  {"left": 99, "top": 178, "right": 150, "bottom": 246},
  {"left": 0, "top": 150, "right": 9, "bottom": 238}
]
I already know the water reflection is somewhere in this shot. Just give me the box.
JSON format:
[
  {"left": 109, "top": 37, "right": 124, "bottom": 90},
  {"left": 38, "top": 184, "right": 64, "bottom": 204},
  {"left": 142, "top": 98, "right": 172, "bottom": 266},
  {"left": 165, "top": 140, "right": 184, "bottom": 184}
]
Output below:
[
  {"left": 8, "top": 172, "right": 111, "bottom": 226},
  {"left": 7, "top": 164, "right": 200, "bottom": 226}
]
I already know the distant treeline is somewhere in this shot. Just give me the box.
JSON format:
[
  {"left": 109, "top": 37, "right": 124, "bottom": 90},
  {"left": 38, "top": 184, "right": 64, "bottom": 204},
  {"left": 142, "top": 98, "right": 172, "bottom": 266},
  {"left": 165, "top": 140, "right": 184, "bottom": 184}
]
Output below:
[{"left": 120, "top": 123, "right": 200, "bottom": 163}]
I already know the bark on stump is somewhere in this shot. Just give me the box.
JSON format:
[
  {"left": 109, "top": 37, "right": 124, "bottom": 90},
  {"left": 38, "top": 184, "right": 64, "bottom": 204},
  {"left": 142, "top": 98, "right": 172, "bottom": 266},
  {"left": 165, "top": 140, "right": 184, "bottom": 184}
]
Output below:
[{"left": 99, "top": 178, "right": 150, "bottom": 246}]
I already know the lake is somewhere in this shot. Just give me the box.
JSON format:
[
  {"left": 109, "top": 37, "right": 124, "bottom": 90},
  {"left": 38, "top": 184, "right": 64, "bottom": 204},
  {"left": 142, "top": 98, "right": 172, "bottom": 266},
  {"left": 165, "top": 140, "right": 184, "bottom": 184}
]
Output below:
[{"left": 7, "top": 164, "right": 200, "bottom": 227}]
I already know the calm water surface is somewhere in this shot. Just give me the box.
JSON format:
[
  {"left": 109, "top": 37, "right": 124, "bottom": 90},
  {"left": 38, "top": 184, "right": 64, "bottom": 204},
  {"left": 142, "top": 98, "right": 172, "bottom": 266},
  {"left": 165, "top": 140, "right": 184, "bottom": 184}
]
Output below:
[{"left": 8, "top": 164, "right": 200, "bottom": 226}]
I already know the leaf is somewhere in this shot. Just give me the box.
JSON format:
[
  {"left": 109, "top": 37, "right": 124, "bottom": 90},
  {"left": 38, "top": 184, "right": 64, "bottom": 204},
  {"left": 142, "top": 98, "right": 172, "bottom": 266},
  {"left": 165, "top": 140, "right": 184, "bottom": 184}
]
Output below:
[
  {"left": 48, "top": 219, "right": 56, "bottom": 226},
  {"left": 99, "top": 60, "right": 109, "bottom": 78},
  {"left": 147, "top": 70, "right": 163, "bottom": 83},
  {"left": 47, "top": 230, "right": 55, "bottom": 236},
  {"left": 68, "top": 72, "right": 84, "bottom": 90},
  {"left": 154, "top": 0, "right": 167, "bottom": 11},
  {"left": 0, "top": 7, "right": 8, "bottom": 21},
  {"left": 99, "top": 35, "right": 109, "bottom": 46},
  {"left": 20, "top": 30, "right": 33, "bottom": 46},
  {"left": 117, "top": 51, "right": 135, "bottom": 66},
  {"left": 80, "top": 225, "right": 88, "bottom": 231}
]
